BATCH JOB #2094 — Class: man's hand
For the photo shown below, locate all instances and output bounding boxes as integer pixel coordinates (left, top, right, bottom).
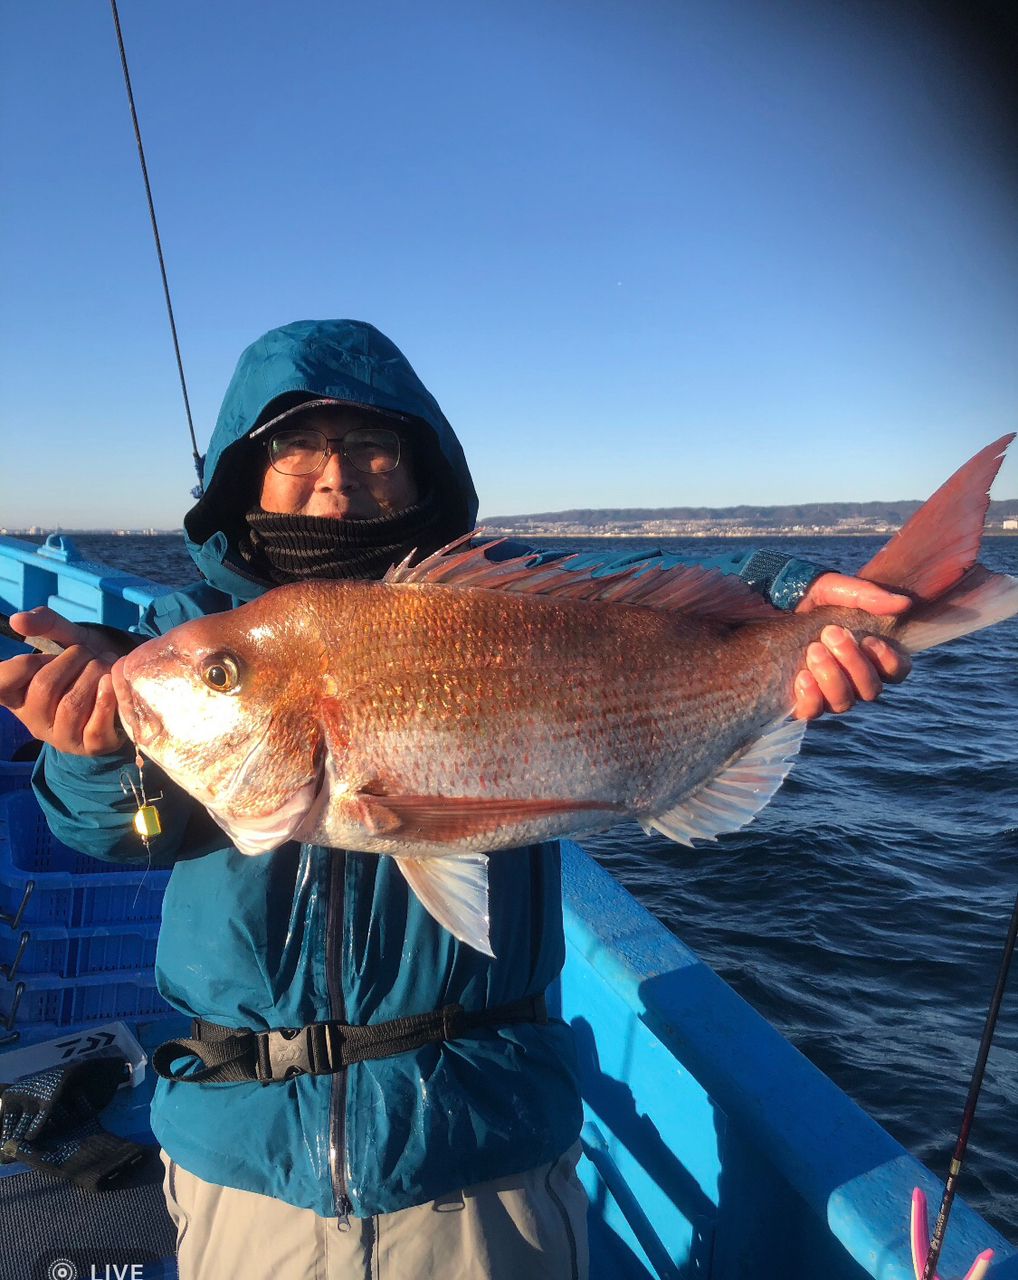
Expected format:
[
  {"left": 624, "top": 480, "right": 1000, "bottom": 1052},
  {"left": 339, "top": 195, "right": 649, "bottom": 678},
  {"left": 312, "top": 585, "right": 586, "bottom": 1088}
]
[
  {"left": 792, "top": 573, "right": 912, "bottom": 720},
  {"left": 0, "top": 608, "right": 125, "bottom": 755}
]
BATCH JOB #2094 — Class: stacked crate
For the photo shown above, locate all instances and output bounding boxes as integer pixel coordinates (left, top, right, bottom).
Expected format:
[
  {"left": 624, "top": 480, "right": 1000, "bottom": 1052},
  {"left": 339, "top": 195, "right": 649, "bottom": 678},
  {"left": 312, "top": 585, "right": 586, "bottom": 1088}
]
[
  {"left": 0, "top": 709, "right": 176, "bottom": 1048},
  {"left": 0, "top": 707, "right": 34, "bottom": 796}
]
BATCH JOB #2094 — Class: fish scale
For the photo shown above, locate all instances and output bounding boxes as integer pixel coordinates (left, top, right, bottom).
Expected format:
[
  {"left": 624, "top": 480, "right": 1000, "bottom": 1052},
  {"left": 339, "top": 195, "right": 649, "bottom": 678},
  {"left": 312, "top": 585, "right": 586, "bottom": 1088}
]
[{"left": 112, "top": 436, "right": 1018, "bottom": 954}]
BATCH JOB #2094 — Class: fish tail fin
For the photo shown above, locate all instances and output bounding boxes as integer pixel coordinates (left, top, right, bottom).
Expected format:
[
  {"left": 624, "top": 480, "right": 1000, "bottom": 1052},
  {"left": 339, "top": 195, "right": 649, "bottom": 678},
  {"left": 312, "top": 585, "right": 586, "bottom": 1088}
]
[
  {"left": 855, "top": 434, "right": 1018, "bottom": 652},
  {"left": 892, "top": 564, "right": 1018, "bottom": 654},
  {"left": 858, "top": 433, "right": 1013, "bottom": 600}
]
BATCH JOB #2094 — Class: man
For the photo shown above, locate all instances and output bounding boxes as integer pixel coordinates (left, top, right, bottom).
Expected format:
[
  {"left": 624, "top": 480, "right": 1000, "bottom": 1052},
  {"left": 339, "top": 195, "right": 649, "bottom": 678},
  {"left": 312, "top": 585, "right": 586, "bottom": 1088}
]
[{"left": 0, "top": 319, "right": 910, "bottom": 1279}]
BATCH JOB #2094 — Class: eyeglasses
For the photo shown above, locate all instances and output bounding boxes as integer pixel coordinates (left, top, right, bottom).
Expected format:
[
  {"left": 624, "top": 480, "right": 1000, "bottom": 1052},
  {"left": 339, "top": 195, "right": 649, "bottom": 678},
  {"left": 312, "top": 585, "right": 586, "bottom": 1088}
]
[{"left": 266, "top": 426, "right": 402, "bottom": 477}]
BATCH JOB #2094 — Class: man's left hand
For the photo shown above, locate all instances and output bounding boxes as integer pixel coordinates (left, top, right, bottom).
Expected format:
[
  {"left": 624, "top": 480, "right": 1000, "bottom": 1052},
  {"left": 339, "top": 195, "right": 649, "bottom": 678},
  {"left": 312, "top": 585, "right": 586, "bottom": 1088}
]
[{"left": 791, "top": 573, "right": 912, "bottom": 719}]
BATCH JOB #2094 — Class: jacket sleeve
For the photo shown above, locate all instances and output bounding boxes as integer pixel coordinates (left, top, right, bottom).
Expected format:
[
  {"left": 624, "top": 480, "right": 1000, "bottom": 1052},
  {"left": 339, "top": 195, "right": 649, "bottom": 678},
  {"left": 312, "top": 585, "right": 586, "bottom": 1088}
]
[
  {"left": 489, "top": 540, "right": 826, "bottom": 611},
  {"left": 31, "top": 586, "right": 231, "bottom": 866}
]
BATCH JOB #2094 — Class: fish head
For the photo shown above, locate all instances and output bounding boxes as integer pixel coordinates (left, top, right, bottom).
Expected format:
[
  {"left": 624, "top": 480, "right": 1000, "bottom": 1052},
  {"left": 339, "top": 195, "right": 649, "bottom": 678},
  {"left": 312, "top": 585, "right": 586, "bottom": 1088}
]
[{"left": 112, "top": 587, "right": 330, "bottom": 855}]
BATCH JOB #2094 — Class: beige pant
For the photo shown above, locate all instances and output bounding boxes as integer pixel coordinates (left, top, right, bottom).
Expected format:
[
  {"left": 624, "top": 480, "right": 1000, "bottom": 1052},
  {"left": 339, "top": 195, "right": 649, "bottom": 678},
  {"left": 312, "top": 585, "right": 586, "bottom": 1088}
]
[{"left": 160, "top": 1144, "right": 589, "bottom": 1280}]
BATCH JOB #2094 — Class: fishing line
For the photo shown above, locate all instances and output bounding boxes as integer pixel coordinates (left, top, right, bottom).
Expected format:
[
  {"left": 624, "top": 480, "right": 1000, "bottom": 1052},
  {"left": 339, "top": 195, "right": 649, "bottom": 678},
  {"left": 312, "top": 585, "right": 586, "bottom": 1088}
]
[
  {"left": 920, "top": 886, "right": 1018, "bottom": 1280},
  {"left": 119, "top": 753, "right": 163, "bottom": 912},
  {"left": 109, "top": 0, "right": 204, "bottom": 494}
]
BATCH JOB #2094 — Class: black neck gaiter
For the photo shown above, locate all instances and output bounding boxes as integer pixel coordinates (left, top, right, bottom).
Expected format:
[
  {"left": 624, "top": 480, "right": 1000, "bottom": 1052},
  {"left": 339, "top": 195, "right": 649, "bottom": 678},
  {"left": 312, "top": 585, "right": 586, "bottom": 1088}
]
[{"left": 241, "top": 491, "right": 455, "bottom": 584}]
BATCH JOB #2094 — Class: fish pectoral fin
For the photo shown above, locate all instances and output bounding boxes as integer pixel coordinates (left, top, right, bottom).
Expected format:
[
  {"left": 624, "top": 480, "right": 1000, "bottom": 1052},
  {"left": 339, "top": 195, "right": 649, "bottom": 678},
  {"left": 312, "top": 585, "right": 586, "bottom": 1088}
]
[
  {"left": 642, "top": 715, "right": 807, "bottom": 846},
  {"left": 396, "top": 853, "right": 495, "bottom": 957},
  {"left": 352, "top": 789, "right": 622, "bottom": 843}
]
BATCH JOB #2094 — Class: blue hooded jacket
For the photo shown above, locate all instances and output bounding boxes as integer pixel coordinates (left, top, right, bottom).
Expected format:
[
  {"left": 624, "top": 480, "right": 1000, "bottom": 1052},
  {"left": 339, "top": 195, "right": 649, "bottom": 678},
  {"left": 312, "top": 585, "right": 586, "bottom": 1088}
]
[{"left": 33, "top": 319, "right": 823, "bottom": 1218}]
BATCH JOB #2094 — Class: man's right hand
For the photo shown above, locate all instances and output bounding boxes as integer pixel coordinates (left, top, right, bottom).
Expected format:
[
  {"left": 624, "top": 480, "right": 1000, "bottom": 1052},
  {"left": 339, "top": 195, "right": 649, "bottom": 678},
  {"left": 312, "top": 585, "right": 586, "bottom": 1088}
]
[{"left": 0, "top": 608, "right": 126, "bottom": 756}]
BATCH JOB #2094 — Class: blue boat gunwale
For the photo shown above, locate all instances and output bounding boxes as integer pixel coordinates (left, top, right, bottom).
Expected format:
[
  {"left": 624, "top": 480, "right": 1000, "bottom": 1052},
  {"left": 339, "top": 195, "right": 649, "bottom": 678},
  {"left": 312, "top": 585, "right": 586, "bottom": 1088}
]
[
  {"left": 0, "top": 532, "right": 170, "bottom": 629},
  {"left": 0, "top": 531, "right": 1015, "bottom": 1279},
  {"left": 559, "top": 838, "right": 1017, "bottom": 1278}
]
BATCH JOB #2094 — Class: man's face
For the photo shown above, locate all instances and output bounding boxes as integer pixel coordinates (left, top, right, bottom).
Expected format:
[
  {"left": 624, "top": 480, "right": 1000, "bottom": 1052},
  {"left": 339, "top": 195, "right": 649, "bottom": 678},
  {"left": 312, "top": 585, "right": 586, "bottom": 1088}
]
[{"left": 259, "top": 407, "right": 420, "bottom": 520}]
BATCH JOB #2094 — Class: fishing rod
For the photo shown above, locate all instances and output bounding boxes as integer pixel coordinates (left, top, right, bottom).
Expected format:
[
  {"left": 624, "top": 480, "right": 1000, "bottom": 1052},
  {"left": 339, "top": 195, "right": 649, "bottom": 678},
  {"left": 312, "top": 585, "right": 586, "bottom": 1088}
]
[
  {"left": 0, "top": 611, "right": 138, "bottom": 657},
  {"left": 912, "top": 886, "right": 1018, "bottom": 1280},
  {"left": 108, "top": 0, "right": 204, "bottom": 495},
  {"left": 0, "top": 613, "right": 61, "bottom": 656}
]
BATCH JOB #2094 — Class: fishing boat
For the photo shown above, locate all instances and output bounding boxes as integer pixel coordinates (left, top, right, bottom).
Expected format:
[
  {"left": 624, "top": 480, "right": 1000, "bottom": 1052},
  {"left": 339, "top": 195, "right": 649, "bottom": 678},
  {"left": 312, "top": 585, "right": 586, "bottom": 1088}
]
[{"left": 1, "top": 531, "right": 1014, "bottom": 1280}]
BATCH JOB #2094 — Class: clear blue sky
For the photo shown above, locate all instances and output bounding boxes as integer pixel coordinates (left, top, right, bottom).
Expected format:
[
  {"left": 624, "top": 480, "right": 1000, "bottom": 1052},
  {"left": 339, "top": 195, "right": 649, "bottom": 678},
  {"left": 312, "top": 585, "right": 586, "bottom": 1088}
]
[{"left": 1, "top": 0, "right": 1016, "bottom": 528}]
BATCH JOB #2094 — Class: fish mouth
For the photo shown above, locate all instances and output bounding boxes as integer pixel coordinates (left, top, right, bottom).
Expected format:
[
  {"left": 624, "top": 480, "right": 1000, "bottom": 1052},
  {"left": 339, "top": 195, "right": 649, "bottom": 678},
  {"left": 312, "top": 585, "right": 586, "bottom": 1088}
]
[{"left": 110, "top": 659, "right": 163, "bottom": 749}]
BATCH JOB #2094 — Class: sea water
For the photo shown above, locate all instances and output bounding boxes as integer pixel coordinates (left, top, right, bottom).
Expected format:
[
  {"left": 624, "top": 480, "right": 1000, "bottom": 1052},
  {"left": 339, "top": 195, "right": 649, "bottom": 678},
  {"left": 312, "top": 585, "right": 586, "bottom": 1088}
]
[{"left": 32, "top": 532, "right": 1018, "bottom": 1242}]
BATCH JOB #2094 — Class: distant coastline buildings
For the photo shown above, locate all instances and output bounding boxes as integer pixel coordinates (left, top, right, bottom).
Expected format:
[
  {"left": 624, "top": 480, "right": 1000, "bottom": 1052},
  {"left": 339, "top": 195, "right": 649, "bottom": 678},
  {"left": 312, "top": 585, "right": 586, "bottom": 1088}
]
[
  {"left": 478, "top": 517, "right": 906, "bottom": 538},
  {"left": 476, "top": 500, "right": 1018, "bottom": 539},
  {"left": 0, "top": 526, "right": 181, "bottom": 538},
  {"left": 3, "top": 508, "right": 1016, "bottom": 540}
]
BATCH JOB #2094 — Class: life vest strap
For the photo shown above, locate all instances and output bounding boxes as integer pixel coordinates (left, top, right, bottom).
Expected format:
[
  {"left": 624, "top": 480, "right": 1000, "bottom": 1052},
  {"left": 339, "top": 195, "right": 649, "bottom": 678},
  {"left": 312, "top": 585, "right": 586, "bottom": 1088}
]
[{"left": 151, "top": 993, "right": 548, "bottom": 1085}]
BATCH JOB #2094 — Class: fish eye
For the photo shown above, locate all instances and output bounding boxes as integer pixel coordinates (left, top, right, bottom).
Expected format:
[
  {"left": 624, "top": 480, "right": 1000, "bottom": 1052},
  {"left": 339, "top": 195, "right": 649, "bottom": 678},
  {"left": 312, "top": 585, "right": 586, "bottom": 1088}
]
[{"left": 200, "top": 653, "right": 242, "bottom": 693}]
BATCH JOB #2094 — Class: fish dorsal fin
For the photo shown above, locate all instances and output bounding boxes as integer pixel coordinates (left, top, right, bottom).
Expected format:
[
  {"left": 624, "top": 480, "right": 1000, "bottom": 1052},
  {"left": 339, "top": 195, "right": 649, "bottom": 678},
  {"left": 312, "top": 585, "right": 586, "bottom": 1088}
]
[
  {"left": 640, "top": 715, "right": 806, "bottom": 846},
  {"left": 385, "top": 534, "right": 778, "bottom": 621},
  {"left": 395, "top": 853, "right": 495, "bottom": 957}
]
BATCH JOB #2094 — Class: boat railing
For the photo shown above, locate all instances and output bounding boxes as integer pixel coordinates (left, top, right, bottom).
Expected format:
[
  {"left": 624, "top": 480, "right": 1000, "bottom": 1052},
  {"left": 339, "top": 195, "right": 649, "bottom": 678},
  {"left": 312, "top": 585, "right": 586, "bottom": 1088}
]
[
  {"left": 0, "top": 534, "right": 167, "bottom": 630},
  {"left": 559, "top": 838, "right": 1018, "bottom": 1279}
]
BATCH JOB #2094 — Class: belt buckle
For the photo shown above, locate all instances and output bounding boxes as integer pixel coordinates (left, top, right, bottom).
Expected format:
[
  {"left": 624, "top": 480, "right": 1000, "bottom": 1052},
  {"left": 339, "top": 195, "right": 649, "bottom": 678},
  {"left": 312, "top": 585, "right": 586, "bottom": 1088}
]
[{"left": 264, "top": 1024, "right": 332, "bottom": 1081}]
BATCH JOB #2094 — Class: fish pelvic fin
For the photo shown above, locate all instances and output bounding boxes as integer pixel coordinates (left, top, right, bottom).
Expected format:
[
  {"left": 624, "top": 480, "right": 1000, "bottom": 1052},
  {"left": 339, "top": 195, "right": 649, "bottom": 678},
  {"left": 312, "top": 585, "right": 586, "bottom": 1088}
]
[
  {"left": 396, "top": 853, "right": 495, "bottom": 957},
  {"left": 385, "top": 532, "right": 778, "bottom": 621},
  {"left": 640, "top": 715, "right": 806, "bottom": 846},
  {"left": 859, "top": 434, "right": 1014, "bottom": 601}
]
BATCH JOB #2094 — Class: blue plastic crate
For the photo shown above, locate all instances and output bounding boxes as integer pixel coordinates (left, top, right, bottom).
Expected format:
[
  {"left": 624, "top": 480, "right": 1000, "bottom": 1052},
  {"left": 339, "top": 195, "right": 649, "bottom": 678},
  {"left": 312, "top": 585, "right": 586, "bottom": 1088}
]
[
  {"left": 0, "top": 923, "right": 159, "bottom": 979},
  {"left": 0, "top": 971, "right": 177, "bottom": 1034},
  {"left": 0, "top": 760, "right": 34, "bottom": 797},
  {"left": 0, "top": 708, "right": 32, "bottom": 760},
  {"left": 0, "top": 708, "right": 35, "bottom": 795},
  {"left": 0, "top": 763, "right": 33, "bottom": 796},
  {"left": 0, "top": 790, "right": 170, "bottom": 929}
]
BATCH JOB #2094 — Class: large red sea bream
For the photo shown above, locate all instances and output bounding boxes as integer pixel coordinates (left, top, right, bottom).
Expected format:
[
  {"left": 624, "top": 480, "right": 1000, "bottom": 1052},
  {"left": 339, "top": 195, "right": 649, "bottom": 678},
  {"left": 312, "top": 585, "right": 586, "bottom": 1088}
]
[{"left": 113, "top": 437, "right": 1018, "bottom": 955}]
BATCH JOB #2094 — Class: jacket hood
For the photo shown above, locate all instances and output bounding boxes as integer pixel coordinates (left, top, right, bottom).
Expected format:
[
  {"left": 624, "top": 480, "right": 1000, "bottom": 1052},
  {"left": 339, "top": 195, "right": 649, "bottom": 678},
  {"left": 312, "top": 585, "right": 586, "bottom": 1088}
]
[{"left": 183, "top": 319, "right": 479, "bottom": 597}]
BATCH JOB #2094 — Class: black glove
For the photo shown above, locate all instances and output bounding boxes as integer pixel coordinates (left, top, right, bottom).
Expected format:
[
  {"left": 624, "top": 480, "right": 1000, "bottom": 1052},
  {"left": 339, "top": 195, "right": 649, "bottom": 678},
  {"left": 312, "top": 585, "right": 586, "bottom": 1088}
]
[{"left": 0, "top": 1054, "right": 147, "bottom": 1191}]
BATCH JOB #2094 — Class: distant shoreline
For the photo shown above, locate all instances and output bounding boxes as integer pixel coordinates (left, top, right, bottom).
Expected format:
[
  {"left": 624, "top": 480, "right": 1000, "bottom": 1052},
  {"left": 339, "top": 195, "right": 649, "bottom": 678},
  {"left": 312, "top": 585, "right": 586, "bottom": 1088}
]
[
  {"left": 4, "top": 527, "right": 1018, "bottom": 540},
  {"left": 478, "top": 529, "right": 1018, "bottom": 539}
]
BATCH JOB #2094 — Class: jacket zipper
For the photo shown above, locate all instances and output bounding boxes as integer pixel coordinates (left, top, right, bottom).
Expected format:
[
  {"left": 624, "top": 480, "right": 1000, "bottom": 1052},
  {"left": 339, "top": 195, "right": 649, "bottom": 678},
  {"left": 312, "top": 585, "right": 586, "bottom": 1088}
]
[{"left": 325, "top": 847, "right": 353, "bottom": 1225}]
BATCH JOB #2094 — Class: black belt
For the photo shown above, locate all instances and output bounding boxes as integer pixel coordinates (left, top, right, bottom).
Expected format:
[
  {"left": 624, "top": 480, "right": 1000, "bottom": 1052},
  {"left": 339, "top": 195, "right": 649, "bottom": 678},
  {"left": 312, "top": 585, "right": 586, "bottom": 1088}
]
[{"left": 151, "top": 993, "right": 548, "bottom": 1085}]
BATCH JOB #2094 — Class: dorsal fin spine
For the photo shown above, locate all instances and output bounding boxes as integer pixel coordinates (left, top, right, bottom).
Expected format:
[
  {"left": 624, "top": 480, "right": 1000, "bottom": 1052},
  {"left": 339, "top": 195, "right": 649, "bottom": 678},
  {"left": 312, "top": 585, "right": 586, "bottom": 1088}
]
[{"left": 384, "top": 534, "right": 779, "bottom": 622}]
